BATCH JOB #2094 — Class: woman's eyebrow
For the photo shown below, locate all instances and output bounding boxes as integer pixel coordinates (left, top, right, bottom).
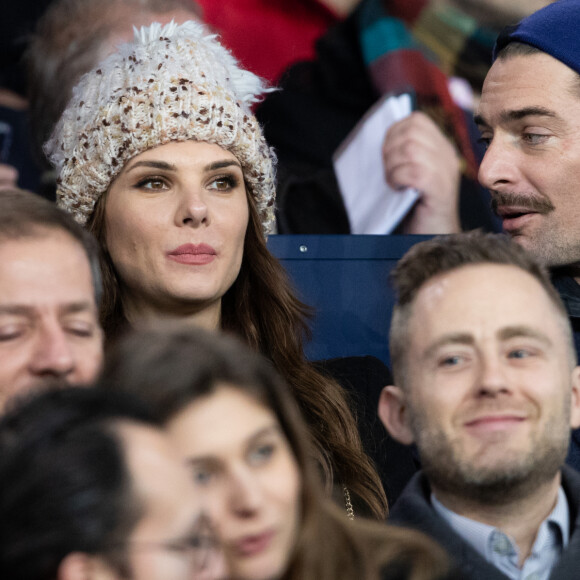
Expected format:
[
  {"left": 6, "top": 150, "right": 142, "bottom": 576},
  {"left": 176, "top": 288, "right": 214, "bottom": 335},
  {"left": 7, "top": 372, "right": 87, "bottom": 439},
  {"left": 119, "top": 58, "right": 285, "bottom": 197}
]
[
  {"left": 204, "top": 160, "right": 242, "bottom": 171},
  {"left": 246, "top": 424, "right": 281, "bottom": 445},
  {"left": 184, "top": 425, "right": 281, "bottom": 465},
  {"left": 124, "top": 159, "right": 242, "bottom": 174},
  {"left": 125, "top": 160, "right": 177, "bottom": 173}
]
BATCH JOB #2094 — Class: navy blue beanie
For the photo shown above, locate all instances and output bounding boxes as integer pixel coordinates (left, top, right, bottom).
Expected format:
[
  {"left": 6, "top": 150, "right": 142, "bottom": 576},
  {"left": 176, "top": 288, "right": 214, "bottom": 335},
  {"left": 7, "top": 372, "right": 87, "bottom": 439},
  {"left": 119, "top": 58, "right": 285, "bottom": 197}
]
[{"left": 493, "top": 0, "right": 580, "bottom": 76}]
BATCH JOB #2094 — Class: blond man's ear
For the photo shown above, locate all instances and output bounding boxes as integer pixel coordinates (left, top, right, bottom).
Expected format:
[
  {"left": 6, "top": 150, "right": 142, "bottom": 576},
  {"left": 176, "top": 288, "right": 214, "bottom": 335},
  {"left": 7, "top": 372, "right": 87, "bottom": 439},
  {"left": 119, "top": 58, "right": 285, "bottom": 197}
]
[{"left": 378, "top": 385, "right": 415, "bottom": 445}]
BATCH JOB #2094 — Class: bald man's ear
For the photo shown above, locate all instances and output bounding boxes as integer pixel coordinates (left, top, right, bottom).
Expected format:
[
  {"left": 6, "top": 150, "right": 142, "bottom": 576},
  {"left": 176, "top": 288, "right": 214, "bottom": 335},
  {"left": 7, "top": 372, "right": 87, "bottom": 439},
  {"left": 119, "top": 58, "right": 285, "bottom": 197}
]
[
  {"left": 58, "top": 552, "right": 117, "bottom": 580},
  {"left": 378, "top": 385, "right": 415, "bottom": 445}
]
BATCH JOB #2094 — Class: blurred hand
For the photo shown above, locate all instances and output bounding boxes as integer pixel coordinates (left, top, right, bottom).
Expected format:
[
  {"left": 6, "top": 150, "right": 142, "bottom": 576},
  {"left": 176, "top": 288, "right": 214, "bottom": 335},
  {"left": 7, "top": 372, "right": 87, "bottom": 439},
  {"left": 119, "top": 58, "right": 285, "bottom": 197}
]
[
  {"left": 0, "top": 163, "right": 18, "bottom": 190},
  {"left": 382, "top": 111, "right": 461, "bottom": 234}
]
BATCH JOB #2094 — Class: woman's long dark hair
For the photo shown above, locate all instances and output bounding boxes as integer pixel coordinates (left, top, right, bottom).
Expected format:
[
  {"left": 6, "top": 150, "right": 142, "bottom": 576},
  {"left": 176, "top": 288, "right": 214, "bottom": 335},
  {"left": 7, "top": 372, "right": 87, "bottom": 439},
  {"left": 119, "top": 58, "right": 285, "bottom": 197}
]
[
  {"left": 99, "top": 326, "right": 452, "bottom": 580},
  {"left": 88, "top": 180, "right": 387, "bottom": 518}
]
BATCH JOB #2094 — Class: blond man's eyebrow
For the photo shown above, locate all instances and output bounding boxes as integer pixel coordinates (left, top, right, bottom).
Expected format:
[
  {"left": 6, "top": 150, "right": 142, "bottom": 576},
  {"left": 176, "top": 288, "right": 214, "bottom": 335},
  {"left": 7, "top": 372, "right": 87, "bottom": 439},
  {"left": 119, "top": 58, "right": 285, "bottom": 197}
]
[
  {"left": 423, "top": 333, "right": 474, "bottom": 360},
  {"left": 498, "top": 325, "right": 553, "bottom": 347}
]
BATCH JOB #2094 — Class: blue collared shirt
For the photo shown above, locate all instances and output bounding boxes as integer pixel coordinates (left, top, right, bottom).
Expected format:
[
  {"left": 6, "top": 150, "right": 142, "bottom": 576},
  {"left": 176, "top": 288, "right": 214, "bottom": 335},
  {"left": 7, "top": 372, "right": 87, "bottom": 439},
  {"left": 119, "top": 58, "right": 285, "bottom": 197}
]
[{"left": 431, "top": 487, "right": 569, "bottom": 580}]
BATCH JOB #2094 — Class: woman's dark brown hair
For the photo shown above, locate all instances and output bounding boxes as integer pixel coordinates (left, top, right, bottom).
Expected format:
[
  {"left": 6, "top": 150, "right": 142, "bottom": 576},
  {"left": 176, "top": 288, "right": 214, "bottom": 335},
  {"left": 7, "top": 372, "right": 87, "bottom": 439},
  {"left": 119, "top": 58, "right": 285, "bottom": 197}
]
[
  {"left": 99, "top": 325, "right": 453, "bottom": 580},
  {"left": 88, "top": 185, "right": 387, "bottom": 517}
]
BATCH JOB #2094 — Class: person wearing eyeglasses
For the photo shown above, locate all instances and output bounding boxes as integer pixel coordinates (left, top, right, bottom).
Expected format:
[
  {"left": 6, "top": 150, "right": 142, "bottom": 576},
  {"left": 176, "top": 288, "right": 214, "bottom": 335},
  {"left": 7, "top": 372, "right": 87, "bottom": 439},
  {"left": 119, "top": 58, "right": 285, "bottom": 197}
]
[{"left": 0, "top": 386, "right": 226, "bottom": 580}]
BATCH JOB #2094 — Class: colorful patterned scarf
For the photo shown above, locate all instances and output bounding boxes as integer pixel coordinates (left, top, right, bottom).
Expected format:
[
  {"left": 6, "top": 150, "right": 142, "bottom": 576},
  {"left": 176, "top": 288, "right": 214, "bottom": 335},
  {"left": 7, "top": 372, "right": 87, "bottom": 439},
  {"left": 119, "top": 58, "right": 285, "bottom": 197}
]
[{"left": 357, "top": 0, "right": 499, "bottom": 178}]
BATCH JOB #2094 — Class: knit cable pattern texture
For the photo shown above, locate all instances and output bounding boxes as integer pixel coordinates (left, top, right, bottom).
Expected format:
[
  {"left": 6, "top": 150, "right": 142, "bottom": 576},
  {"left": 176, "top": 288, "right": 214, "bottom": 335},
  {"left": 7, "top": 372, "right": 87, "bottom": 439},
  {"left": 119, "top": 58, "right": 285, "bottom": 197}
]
[{"left": 45, "top": 20, "right": 277, "bottom": 236}]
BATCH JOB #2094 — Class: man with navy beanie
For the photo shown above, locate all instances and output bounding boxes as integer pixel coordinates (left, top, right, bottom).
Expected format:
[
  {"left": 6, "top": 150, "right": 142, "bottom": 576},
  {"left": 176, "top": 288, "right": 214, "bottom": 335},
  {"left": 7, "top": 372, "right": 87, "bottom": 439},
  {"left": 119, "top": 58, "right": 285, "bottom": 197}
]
[{"left": 475, "top": 0, "right": 580, "bottom": 473}]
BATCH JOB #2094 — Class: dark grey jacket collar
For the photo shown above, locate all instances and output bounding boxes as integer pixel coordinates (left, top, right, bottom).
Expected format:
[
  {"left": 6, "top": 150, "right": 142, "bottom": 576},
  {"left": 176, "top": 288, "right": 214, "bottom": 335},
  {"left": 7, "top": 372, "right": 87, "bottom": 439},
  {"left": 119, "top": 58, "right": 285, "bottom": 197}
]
[{"left": 388, "top": 466, "right": 580, "bottom": 580}]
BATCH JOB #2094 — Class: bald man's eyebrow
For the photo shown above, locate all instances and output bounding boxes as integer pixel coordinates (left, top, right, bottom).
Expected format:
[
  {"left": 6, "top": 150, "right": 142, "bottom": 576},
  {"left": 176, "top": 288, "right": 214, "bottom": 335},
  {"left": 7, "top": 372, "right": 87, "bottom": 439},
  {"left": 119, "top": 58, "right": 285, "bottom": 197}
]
[
  {"left": 0, "top": 301, "right": 95, "bottom": 317},
  {"left": 59, "top": 301, "right": 96, "bottom": 316},
  {"left": 0, "top": 305, "right": 34, "bottom": 317}
]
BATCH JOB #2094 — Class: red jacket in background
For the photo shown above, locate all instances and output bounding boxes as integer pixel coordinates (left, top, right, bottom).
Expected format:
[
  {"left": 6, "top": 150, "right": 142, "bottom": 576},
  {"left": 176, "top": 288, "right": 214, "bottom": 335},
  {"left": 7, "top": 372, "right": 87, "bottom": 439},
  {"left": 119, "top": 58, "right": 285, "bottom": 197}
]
[{"left": 195, "top": 0, "right": 340, "bottom": 83}]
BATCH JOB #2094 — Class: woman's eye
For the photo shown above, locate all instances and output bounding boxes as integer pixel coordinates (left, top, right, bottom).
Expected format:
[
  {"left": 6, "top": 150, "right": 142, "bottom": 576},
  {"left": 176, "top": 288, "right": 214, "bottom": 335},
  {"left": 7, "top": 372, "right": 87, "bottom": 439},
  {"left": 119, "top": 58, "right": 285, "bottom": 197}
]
[
  {"left": 207, "top": 175, "right": 237, "bottom": 191},
  {"left": 248, "top": 443, "right": 275, "bottom": 465},
  {"left": 135, "top": 177, "right": 168, "bottom": 191},
  {"left": 191, "top": 467, "right": 214, "bottom": 486}
]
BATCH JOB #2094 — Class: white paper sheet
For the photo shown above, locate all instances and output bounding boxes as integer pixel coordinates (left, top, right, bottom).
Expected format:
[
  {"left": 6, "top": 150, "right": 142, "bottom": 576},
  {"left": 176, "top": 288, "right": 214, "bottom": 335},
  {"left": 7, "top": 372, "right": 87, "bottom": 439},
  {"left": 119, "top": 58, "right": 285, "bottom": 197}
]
[{"left": 333, "top": 93, "right": 419, "bottom": 234}]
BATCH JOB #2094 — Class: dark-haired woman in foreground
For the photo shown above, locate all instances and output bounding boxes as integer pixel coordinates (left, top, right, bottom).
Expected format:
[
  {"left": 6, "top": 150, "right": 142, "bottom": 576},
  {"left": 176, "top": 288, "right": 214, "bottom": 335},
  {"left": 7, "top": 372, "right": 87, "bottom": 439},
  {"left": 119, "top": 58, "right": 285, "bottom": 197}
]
[{"left": 99, "top": 325, "right": 460, "bottom": 580}]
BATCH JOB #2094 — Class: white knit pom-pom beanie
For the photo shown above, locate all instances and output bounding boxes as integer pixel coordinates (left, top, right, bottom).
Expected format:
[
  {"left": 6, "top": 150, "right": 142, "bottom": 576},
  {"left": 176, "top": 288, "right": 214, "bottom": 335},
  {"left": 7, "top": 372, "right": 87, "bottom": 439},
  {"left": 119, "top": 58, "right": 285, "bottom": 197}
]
[{"left": 45, "top": 20, "right": 277, "bottom": 235}]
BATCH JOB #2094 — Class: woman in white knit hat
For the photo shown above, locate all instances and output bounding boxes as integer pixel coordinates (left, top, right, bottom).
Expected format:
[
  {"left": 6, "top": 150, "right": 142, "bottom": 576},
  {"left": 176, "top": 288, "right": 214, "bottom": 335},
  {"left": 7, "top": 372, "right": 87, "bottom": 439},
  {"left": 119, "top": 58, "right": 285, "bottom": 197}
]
[{"left": 45, "top": 20, "right": 388, "bottom": 520}]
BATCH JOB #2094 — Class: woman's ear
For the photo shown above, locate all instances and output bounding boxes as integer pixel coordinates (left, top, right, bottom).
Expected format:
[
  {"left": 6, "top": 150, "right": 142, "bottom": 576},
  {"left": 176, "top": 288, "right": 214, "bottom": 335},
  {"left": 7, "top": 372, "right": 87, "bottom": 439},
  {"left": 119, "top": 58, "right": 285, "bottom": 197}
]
[
  {"left": 58, "top": 552, "right": 119, "bottom": 580},
  {"left": 378, "top": 385, "right": 415, "bottom": 445}
]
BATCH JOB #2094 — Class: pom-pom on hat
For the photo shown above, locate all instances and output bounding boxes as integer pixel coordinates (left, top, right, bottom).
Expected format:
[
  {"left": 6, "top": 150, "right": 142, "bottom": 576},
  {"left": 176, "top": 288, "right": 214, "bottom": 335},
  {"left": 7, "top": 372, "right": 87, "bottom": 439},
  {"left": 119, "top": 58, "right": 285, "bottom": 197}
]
[
  {"left": 45, "top": 20, "right": 277, "bottom": 236},
  {"left": 493, "top": 0, "right": 580, "bottom": 78}
]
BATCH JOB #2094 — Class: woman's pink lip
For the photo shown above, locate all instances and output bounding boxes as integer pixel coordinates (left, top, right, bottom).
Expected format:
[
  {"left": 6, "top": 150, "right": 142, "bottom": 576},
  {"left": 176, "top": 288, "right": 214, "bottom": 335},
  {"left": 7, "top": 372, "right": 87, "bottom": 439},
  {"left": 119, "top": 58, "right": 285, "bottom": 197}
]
[
  {"left": 168, "top": 243, "right": 216, "bottom": 256},
  {"left": 167, "top": 243, "right": 216, "bottom": 265},
  {"left": 232, "top": 529, "right": 275, "bottom": 558}
]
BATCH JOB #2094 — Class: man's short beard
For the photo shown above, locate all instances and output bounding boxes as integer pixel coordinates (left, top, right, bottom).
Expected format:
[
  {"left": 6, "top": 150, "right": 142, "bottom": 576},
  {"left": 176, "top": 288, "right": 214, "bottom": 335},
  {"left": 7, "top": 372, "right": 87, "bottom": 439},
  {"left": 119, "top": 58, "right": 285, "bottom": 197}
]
[
  {"left": 410, "top": 409, "right": 569, "bottom": 506},
  {"left": 489, "top": 190, "right": 580, "bottom": 267}
]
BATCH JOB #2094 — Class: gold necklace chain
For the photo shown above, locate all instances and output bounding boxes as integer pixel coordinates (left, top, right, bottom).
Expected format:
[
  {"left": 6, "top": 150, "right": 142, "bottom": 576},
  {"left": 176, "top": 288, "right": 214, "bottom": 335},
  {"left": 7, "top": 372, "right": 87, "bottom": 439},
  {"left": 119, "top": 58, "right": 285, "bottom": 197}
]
[{"left": 343, "top": 485, "right": 355, "bottom": 520}]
